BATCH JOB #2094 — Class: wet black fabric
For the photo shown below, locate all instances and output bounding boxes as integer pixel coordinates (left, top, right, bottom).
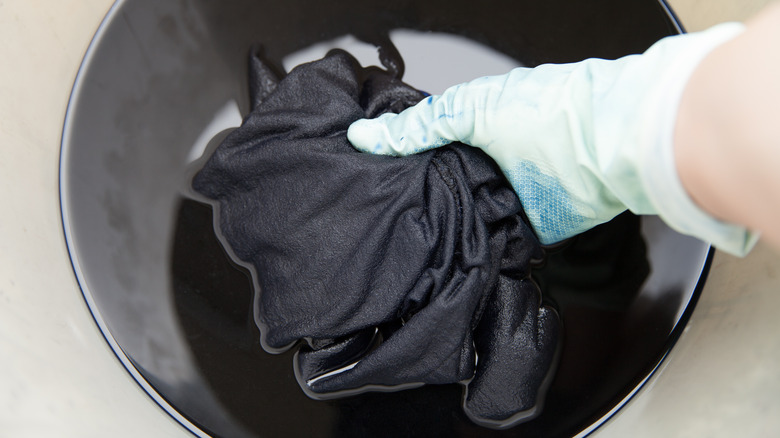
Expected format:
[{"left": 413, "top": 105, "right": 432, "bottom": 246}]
[{"left": 192, "top": 49, "right": 561, "bottom": 427}]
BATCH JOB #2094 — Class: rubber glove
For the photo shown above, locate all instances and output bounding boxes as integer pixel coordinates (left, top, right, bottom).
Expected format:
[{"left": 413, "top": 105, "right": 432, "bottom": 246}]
[{"left": 348, "top": 23, "right": 758, "bottom": 256}]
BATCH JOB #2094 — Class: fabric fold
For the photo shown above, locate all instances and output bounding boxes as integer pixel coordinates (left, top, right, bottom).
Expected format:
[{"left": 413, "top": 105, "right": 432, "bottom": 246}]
[{"left": 193, "top": 48, "right": 560, "bottom": 428}]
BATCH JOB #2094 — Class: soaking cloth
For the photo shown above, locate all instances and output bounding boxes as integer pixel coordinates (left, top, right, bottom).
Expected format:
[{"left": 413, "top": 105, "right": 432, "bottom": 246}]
[{"left": 192, "top": 48, "right": 561, "bottom": 427}]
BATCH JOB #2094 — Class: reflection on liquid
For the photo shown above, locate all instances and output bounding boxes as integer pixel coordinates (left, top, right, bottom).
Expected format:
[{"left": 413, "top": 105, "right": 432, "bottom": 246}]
[
  {"left": 61, "top": 0, "right": 704, "bottom": 436},
  {"left": 281, "top": 30, "right": 522, "bottom": 96},
  {"left": 171, "top": 197, "right": 694, "bottom": 437}
]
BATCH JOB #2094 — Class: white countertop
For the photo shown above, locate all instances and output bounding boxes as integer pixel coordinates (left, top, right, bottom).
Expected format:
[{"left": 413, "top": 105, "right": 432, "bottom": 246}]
[{"left": 1, "top": 1, "right": 778, "bottom": 436}]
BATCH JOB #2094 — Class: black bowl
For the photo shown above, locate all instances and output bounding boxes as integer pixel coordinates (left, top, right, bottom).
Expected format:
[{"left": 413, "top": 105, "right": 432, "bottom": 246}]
[{"left": 60, "top": 1, "right": 710, "bottom": 437}]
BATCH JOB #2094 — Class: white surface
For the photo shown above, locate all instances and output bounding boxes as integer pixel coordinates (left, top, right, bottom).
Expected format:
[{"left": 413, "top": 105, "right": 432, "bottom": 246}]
[
  {"left": 1, "top": 1, "right": 779, "bottom": 437},
  {"left": 0, "top": 1, "right": 184, "bottom": 436}
]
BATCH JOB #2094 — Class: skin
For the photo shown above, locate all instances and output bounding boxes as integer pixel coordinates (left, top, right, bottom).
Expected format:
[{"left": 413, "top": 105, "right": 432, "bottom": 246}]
[{"left": 675, "top": 1, "right": 780, "bottom": 249}]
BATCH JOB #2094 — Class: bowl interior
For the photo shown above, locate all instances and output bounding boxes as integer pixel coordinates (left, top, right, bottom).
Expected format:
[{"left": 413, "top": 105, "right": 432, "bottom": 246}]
[{"left": 61, "top": 1, "right": 709, "bottom": 437}]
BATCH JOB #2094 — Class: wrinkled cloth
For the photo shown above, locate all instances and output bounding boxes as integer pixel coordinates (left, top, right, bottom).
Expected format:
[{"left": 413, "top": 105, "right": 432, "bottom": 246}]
[{"left": 192, "top": 48, "right": 561, "bottom": 427}]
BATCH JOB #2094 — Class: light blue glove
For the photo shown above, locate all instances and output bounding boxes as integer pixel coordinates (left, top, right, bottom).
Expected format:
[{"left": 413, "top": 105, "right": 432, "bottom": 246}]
[{"left": 348, "top": 23, "right": 757, "bottom": 256}]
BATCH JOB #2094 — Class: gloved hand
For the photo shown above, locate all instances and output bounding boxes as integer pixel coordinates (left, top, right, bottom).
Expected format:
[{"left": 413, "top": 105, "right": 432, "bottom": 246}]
[{"left": 348, "top": 22, "right": 757, "bottom": 256}]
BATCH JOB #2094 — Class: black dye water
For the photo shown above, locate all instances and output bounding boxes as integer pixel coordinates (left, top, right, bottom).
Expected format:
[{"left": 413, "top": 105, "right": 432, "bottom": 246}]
[
  {"left": 60, "top": 0, "right": 703, "bottom": 436},
  {"left": 171, "top": 195, "right": 673, "bottom": 437}
]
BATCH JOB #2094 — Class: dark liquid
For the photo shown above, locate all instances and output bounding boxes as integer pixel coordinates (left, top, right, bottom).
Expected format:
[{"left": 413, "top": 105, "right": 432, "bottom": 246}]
[
  {"left": 171, "top": 197, "right": 684, "bottom": 437},
  {"left": 60, "top": 0, "right": 699, "bottom": 436}
]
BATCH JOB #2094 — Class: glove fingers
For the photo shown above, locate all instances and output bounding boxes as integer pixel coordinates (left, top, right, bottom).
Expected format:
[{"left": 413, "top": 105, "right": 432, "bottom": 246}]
[{"left": 348, "top": 79, "right": 486, "bottom": 156}]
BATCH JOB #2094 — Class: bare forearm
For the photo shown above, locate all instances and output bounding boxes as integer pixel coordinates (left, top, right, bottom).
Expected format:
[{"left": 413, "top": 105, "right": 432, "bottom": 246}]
[{"left": 675, "top": 1, "right": 780, "bottom": 248}]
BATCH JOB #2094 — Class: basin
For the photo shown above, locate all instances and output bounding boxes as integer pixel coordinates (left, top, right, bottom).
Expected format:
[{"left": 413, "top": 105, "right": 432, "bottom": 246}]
[{"left": 60, "top": 0, "right": 710, "bottom": 436}]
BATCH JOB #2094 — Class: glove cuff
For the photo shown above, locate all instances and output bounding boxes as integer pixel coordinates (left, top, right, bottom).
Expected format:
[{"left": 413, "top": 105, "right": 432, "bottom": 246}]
[{"left": 638, "top": 22, "right": 758, "bottom": 256}]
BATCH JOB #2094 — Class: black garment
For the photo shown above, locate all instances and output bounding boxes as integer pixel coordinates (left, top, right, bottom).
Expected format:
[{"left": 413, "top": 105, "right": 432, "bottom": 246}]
[{"left": 192, "top": 49, "right": 561, "bottom": 428}]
